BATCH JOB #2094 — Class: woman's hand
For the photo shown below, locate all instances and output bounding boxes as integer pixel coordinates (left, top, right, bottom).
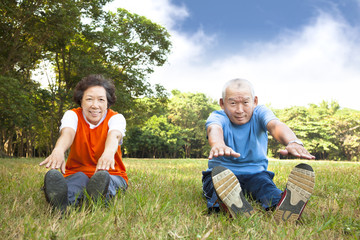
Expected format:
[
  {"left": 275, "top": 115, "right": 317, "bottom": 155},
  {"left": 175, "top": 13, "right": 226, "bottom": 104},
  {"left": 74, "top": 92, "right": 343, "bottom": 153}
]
[
  {"left": 39, "top": 149, "right": 66, "bottom": 174},
  {"left": 95, "top": 129, "right": 122, "bottom": 173},
  {"left": 95, "top": 152, "right": 115, "bottom": 172},
  {"left": 39, "top": 127, "right": 75, "bottom": 174}
]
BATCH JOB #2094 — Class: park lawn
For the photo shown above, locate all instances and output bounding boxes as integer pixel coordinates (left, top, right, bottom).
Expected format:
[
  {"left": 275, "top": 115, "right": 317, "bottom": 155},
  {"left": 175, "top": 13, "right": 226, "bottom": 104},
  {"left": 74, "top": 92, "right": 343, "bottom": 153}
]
[{"left": 0, "top": 158, "right": 359, "bottom": 239}]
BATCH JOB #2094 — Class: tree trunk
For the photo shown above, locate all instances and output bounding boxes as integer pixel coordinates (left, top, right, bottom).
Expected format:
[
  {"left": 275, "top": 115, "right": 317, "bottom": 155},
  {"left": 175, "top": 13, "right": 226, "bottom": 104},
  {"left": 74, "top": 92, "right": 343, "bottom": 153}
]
[{"left": 18, "top": 130, "right": 24, "bottom": 157}]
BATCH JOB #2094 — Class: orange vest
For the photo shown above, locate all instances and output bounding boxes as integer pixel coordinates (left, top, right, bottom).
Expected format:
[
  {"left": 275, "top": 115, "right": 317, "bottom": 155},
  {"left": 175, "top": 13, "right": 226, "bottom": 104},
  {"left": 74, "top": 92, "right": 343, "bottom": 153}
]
[{"left": 64, "top": 108, "right": 128, "bottom": 183}]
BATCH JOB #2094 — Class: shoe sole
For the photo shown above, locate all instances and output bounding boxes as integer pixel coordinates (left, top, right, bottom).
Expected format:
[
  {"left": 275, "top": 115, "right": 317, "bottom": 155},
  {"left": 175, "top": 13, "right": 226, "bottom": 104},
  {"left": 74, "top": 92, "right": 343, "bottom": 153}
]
[
  {"left": 274, "top": 163, "right": 315, "bottom": 222},
  {"left": 44, "top": 170, "right": 68, "bottom": 211},
  {"left": 211, "top": 166, "right": 254, "bottom": 218},
  {"left": 86, "top": 171, "right": 110, "bottom": 200}
]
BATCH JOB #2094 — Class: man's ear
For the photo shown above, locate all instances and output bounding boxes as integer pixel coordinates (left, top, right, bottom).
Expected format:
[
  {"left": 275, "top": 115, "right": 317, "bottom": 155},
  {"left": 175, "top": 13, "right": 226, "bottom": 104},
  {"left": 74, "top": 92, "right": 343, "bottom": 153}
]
[
  {"left": 219, "top": 98, "right": 225, "bottom": 109},
  {"left": 254, "top": 96, "right": 258, "bottom": 106}
]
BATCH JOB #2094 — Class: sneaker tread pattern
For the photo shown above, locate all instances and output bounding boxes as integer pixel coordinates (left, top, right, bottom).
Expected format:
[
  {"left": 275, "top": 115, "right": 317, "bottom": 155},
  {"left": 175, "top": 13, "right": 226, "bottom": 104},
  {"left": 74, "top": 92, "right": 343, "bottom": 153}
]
[{"left": 212, "top": 166, "right": 254, "bottom": 218}]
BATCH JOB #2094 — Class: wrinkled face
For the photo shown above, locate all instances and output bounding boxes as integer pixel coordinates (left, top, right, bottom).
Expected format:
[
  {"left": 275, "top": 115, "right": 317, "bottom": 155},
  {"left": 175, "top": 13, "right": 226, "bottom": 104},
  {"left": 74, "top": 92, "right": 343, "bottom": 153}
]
[
  {"left": 220, "top": 87, "right": 258, "bottom": 125},
  {"left": 81, "top": 86, "right": 108, "bottom": 125}
]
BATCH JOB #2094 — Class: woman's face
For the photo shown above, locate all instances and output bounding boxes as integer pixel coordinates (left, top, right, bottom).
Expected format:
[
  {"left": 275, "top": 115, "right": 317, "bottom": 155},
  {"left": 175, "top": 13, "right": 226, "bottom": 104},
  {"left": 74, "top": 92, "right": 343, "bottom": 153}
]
[{"left": 81, "top": 86, "right": 108, "bottom": 125}]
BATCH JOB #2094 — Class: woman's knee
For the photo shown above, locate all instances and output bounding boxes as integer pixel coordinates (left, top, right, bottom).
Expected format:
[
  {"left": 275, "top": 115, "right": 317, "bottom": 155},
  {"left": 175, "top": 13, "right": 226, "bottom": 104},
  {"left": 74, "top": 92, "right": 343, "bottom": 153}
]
[{"left": 108, "top": 175, "right": 127, "bottom": 197}]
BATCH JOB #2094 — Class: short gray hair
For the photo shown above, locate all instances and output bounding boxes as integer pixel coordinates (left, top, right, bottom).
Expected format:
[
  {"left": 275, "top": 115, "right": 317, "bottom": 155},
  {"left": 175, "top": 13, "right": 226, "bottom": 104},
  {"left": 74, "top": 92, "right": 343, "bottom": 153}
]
[{"left": 222, "top": 78, "right": 255, "bottom": 99}]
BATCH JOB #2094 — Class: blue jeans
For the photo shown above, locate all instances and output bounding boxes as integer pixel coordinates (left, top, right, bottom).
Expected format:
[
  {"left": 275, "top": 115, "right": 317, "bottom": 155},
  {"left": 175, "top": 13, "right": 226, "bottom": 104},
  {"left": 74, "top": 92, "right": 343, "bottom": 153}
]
[
  {"left": 65, "top": 172, "right": 127, "bottom": 205},
  {"left": 202, "top": 169, "right": 282, "bottom": 209}
]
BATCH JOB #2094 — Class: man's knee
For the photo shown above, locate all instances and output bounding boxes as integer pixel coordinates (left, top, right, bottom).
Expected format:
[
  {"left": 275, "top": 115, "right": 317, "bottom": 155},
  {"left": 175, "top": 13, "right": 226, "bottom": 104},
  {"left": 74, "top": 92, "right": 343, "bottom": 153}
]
[{"left": 202, "top": 170, "right": 214, "bottom": 199}]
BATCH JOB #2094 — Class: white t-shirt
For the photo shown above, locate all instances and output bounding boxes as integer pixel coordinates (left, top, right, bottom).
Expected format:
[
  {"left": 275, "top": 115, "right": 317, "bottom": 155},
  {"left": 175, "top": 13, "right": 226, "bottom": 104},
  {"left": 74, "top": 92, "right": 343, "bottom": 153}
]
[{"left": 59, "top": 110, "right": 126, "bottom": 145}]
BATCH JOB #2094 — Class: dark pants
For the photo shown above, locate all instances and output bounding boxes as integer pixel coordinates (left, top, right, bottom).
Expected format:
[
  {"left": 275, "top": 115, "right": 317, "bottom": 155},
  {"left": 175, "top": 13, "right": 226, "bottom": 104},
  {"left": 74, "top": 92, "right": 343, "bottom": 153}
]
[
  {"left": 65, "top": 172, "right": 127, "bottom": 205},
  {"left": 202, "top": 169, "right": 282, "bottom": 209}
]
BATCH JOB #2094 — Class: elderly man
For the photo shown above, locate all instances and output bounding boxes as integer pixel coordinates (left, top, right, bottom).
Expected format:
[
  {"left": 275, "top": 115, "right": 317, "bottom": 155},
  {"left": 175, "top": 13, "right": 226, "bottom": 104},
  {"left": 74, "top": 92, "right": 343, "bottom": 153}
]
[{"left": 202, "top": 78, "right": 315, "bottom": 222}]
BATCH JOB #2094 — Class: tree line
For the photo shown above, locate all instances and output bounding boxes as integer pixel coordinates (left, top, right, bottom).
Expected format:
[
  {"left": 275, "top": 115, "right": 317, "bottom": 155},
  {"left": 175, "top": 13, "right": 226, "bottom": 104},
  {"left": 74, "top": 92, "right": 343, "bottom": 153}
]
[
  {"left": 1, "top": 0, "right": 359, "bottom": 160},
  {"left": 269, "top": 101, "right": 360, "bottom": 161},
  {"left": 123, "top": 97, "right": 360, "bottom": 160}
]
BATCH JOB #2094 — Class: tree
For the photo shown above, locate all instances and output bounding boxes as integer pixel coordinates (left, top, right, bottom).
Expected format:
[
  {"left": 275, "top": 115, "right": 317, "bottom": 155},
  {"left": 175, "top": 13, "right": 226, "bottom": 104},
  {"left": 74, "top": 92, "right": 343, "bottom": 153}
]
[
  {"left": 124, "top": 84, "right": 170, "bottom": 129},
  {"left": 167, "top": 90, "right": 219, "bottom": 158},
  {"left": 268, "top": 101, "right": 359, "bottom": 161},
  {"left": 41, "top": 6, "right": 172, "bottom": 140},
  {"left": 0, "top": 0, "right": 172, "bottom": 157},
  {"left": 0, "top": 0, "right": 46, "bottom": 76},
  {"left": 0, "top": 0, "right": 112, "bottom": 77},
  {"left": 123, "top": 90, "right": 219, "bottom": 158},
  {"left": 0, "top": 76, "right": 37, "bottom": 156},
  {"left": 124, "top": 115, "right": 185, "bottom": 158},
  {"left": 331, "top": 109, "right": 360, "bottom": 161}
]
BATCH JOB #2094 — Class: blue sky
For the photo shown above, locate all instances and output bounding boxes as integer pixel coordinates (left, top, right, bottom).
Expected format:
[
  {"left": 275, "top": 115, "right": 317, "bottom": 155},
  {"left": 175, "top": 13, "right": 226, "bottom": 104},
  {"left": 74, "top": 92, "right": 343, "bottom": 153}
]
[
  {"left": 105, "top": 0, "right": 360, "bottom": 110},
  {"left": 173, "top": 0, "right": 360, "bottom": 51}
]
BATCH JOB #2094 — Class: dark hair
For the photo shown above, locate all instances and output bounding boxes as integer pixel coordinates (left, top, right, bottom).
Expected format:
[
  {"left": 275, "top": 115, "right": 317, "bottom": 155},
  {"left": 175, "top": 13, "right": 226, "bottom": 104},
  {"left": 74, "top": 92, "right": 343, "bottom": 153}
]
[{"left": 73, "top": 74, "right": 116, "bottom": 108}]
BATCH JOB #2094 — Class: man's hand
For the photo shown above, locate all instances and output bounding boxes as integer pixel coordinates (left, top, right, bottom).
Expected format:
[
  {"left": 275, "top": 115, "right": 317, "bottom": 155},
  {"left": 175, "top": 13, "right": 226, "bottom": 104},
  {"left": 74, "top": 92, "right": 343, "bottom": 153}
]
[
  {"left": 267, "top": 120, "right": 315, "bottom": 160},
  {"left": 208, "top": 143, "right": 241, "bottom": 159},
  {"left": 95, "top": 152, "right": 115, "bottom": 172},
  {"left": 279, "top": 142, "right": 315, "bottom": 160},
  {"left": 207, "top": 124, "right": 240, "bottom": 159},
  {"left": 39, "top": 149, "right": 66, "bottom": 174}
]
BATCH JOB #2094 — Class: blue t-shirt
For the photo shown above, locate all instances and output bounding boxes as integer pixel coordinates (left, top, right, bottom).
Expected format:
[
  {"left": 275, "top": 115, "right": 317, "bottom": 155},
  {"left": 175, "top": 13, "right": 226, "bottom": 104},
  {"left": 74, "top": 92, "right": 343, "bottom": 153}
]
[{"left": 205, "top": 105, "right": 278, "bottom": 175}]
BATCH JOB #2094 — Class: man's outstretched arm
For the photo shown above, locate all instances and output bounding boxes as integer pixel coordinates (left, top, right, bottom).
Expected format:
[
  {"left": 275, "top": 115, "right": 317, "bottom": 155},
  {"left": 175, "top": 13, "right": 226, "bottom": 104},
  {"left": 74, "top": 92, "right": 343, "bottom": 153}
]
[
  {"left": 267, "top": 119, "right": 315, "bottom": 160},
  {"left": 207, "top": 124, "right": 241, "bottom": 159}
]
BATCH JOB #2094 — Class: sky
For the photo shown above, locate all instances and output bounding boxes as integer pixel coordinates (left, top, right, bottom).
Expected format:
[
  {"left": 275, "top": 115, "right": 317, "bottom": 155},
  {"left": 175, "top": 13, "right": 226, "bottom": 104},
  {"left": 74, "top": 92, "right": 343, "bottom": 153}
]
[{"left": 104, "top": 0, "right": 360, "bottom": 110}]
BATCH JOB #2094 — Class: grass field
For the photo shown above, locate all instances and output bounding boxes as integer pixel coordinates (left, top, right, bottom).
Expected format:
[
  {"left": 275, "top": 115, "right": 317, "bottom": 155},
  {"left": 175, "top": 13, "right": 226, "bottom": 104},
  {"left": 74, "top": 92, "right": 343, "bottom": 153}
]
[{"left": 0, "top": 158, "right": 359, "bottom": 239}]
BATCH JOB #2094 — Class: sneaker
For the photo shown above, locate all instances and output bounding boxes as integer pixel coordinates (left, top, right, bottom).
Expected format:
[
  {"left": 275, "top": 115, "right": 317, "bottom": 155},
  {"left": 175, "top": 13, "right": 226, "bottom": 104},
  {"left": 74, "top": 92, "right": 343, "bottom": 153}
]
[
  {"left": 44, "top": 169, "right": 68, "bottom": 211},
  {"left": 86, "top": 171, "right": 110, "bottom": 200},
  {"left": 274, "top": 163, "right": 315, "bottom": 222},
  {"left": 211, "top": 166, "right": 254, "bottom": 218}
]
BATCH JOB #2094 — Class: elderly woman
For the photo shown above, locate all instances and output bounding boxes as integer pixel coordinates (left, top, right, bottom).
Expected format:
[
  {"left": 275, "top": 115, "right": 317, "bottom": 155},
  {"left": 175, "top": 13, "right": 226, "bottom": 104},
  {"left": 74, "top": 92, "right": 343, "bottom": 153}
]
[{"left": 40, "top": 74, "right": 127, "bottom": 211}]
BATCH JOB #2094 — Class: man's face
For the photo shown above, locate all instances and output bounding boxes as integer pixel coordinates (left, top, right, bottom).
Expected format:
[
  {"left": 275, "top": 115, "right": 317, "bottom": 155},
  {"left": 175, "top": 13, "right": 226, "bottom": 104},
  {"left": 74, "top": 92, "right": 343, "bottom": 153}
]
[{"left": 220, "top": 87, "right": 258, "bottom": 125}]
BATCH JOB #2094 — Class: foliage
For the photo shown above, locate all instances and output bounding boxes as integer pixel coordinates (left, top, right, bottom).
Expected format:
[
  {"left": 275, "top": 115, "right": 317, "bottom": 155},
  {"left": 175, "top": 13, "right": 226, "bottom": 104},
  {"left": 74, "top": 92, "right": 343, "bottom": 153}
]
[
  {"left": 123, "top": 91, "right": 219, "bottom": 158},
  {"left": 0, "top": 0, "right": 112, "bottom": 77},
  {"left": 0, "top": 0, "right": 46, "bottom": 76},
  {"left": 0, "top": 75, "right": 61, "bottom": 157},
  {"left": 124, "top": 116, "right": 185, "bottom": 158},
  {"left": 331, "top": 109, "right": 360, "bottom": 161},
  {"left": 0, "top": 0, "right": 171, "bottom": 157},
  {"left": 1, "top": 158, "right": 360, "bottom": 239},
  {"left": 269, "top": 101, "right": 360, "bottom": 161},
  {"left": 167, "top": 90, "right": 219, "bottom": 158},
  {"left": 125, "top": 84, "right": 170, "bottom": 128},
  {"left": 0, "top": 76, "right": 35, "bottom": 156}
]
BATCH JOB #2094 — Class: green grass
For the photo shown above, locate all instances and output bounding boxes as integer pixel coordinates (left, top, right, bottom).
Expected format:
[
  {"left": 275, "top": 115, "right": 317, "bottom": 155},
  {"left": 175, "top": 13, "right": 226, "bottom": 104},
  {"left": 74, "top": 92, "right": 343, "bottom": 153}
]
[{"left": 1, "top": 158, "right": 359, "bottom": 239}]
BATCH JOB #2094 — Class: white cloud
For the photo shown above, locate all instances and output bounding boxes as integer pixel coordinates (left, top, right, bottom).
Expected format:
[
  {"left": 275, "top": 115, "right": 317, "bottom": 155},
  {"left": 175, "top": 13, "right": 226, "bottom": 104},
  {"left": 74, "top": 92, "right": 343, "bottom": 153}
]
[
  {"left": 104, "top": 0, "right": 217, "bottom": 65},
  {"left": 106, "top": 1, "right": 360, "bottom": 110},
  {"left": 208, "top": 12, "right": 360, "bottom": 109},
  {"left": 104, "top": 0, "right": 188, "bottom": 29}
]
